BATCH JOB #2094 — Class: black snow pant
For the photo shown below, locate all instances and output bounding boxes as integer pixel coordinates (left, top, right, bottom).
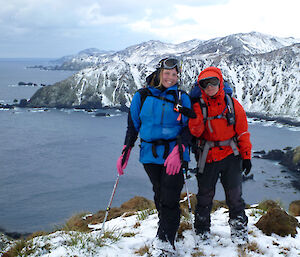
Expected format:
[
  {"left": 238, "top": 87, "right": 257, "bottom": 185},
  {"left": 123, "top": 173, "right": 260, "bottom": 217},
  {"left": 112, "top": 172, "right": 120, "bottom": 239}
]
[
  {"left": 194, "top": 154, "right": 248, "bottom": 234},
  {"left": 143, "top": 163, "right": 184, "bottom": 245}
]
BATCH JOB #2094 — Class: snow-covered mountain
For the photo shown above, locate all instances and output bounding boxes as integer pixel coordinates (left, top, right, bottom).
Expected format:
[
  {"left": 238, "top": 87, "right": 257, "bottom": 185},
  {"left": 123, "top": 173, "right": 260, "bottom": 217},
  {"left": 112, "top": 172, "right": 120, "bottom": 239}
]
[
  {"left": 28, "top": 32, "right": 300, "bottom": 121},
  {"left": 49, "top": 48, "right": 115, "bottom": 70}
]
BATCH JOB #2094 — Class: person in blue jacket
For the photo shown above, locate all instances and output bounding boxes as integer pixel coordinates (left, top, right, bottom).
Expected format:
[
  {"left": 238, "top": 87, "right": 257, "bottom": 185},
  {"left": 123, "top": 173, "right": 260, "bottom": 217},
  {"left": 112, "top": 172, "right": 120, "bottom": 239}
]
[{"left": 116, "top": 57, "right": 194, "bottom": 252}]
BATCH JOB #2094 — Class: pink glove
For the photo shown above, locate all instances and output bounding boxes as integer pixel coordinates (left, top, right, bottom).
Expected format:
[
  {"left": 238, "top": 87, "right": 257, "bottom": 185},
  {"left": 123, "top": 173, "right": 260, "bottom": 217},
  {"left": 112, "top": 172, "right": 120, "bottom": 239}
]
[
  {"left": 116, "top": 145, "right": 132, "bottom": 175},
  {"left": 164, "top": 145, "right": 185, "bottom": 175}
]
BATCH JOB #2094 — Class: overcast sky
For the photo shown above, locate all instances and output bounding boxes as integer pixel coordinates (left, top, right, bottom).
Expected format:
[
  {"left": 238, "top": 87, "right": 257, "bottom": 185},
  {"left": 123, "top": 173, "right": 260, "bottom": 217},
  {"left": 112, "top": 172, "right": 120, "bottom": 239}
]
[{"left": 1, "top": 0, "right": 300, "bottom": 58}]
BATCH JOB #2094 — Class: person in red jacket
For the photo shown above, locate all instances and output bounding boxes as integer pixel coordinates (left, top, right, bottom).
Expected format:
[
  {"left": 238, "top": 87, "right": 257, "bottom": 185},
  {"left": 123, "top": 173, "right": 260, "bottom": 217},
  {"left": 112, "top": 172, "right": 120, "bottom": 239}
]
[{"left": 189, "top": 66, "right": 252, "bottom": 244}]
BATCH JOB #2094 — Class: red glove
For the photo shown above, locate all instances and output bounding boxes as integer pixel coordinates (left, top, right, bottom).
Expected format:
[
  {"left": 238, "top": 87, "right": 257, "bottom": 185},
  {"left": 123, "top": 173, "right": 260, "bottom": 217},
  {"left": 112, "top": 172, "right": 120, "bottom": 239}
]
[
  {"left": 164, "top": 145, "right": 185, "bottom": 175},
  {"left": 116, "top": 145, "right": 132, "bottom": 175}
]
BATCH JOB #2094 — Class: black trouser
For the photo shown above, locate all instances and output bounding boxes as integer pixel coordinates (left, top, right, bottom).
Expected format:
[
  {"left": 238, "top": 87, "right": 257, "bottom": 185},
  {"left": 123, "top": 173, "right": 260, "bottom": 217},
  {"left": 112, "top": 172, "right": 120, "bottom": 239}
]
[
  {"left": 143, "top": 163, "right": 184, "bottom": 245},
  {"left": 195, "top": 154, "right": 248, "bottom": 234}
]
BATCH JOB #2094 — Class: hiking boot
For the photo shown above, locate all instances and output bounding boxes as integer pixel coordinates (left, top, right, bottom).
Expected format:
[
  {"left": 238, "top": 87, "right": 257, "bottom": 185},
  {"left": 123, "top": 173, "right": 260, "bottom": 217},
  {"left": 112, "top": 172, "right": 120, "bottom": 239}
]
[
  {"left": 229, "top": 217, "right": 249, "bottom": 245},
  {"left": 231, "top": 227, "right": 249, "bottom": 245},
  {"left": 151, "top": 237, "right": 176, "bottom": 256},
  {"left": 195, "top": 231, "right": 211, "bottom": 245}
]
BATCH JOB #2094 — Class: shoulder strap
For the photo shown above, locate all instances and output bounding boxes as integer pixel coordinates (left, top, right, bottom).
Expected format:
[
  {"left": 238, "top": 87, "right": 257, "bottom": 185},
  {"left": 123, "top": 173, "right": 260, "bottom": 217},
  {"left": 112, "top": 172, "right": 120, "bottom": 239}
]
[
  {"left": 198, "top": 94, "right": 235, "bottom": 125},
  {"left": 138, "top": 87, "right": 152, "bottom": 109},
  {"left": 199, "top": 97, "right": 208, "bottom": 121},
  {"left": 225, "top": 94, "right": 235, "bottom": 125}
]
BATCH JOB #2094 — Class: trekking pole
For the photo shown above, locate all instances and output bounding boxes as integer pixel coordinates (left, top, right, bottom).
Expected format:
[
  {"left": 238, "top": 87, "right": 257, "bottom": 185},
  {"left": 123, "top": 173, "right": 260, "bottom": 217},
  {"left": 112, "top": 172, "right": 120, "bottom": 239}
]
[
  {"left": 183, "top": 168, "right": 197, "bottom": 244},
  {"left": 99, "top": 174, "right": 120, "bottom": 238}
]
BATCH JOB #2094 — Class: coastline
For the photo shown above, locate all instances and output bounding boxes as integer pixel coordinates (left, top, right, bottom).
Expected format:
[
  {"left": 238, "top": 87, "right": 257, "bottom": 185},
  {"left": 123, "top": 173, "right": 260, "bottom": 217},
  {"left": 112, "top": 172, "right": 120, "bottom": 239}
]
[
  {"left": 1, "top": 103, "right": 300, "bottom": 128},
  {"left": 246, "top": 111, "right": 300, "bottom": 127}
]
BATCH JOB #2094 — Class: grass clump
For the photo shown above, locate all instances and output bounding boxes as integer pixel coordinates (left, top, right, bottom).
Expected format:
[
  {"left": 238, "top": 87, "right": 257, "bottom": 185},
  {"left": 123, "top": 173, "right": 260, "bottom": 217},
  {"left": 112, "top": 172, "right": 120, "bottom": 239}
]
[
  {"left": 136, "top": 209, "right": 156, "bottom": 221},
  {"left": 292, "top": 146, "right": 300, "bottom": 164},
  {"left": 177, "top": 221, "right": 192, "bottom": 239},
  {"left": 134, "top": 244, "right": 150, "bottom": 256},
  {"left": 122, "top": 232, "right": 136, "bottom": 237},
  {"left": 245, "top": 241, "right": 264, "bottom": 255},
  {"left": 100, "top": 227, "right": 122, "bottom": 243},
  {"left": 3, "top": 238, "right": 39, "bottom": 257},
  {"left": 61, "top": 212, "right": 91, "bottom": 232},
  {"left": 133, "top": 222, "right": 141, "bottom": 228},
  {"left": 191, "top": 248, "right": 205, "bottom": 256},
  {"left": 257, "top": 200, "right": 283, "bottom": 212}
]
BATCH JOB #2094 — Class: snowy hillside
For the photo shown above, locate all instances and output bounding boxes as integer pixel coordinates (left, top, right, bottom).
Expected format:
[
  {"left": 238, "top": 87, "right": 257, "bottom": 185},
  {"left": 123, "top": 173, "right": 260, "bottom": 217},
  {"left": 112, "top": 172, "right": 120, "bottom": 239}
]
[
  {"left": 2, "top": 202, "right": 300, "bottom": 257},
  {"left": 28, "top": 32, "right": 300, "bottom": 121},
  {"left": 49, "top": 48, "right": 115, "bottom": 70}
]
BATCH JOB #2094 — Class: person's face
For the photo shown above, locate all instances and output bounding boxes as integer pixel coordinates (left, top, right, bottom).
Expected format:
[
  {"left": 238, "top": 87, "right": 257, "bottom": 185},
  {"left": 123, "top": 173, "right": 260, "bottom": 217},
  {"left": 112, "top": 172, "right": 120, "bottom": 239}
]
[
  {"left": 204, "top": 84, "right": 219, "bottom": 97},
  {"left": 161, "top": 68, "right": 178, "bottom": 88}
]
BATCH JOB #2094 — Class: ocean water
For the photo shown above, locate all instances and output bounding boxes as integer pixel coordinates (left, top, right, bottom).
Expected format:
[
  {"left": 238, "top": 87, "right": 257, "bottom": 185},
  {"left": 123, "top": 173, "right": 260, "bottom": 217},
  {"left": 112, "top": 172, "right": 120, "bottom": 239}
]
[
  {"left": 0, "top": 58, "right": 75, "bottom": 104},
  {"left": 0, "top": 59, "right": 299, "bottom": 234}
]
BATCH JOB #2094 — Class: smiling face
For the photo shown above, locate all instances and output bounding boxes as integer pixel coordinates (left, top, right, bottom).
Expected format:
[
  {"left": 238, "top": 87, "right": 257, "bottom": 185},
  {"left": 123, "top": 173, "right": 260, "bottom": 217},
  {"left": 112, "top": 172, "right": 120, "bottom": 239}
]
[
  {"left": 160, "top": 68, "right": 178, "bottom": 88},
  {"left": 204, "top": 84, "right": 220, "bottom": 97}
]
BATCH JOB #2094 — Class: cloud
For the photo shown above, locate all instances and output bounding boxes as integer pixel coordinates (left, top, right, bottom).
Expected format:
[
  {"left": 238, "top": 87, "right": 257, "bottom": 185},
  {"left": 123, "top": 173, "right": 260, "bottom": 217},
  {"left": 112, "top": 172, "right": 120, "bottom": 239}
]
[
  {"left": 128, "top": 0, "right": 300, "bottom": 42},
  {"left": 77, "top": 3, "right": 128, "bottom": 26},
  {"left": 0, "top": 0, "right": 299, "bottom": 57}
]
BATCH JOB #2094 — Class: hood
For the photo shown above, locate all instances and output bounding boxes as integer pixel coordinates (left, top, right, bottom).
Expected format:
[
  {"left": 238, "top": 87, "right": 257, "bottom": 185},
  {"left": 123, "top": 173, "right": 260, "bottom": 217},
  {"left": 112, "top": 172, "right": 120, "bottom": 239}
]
[{"left": 197, "top": 67, "right": 224, "bottom": 98}]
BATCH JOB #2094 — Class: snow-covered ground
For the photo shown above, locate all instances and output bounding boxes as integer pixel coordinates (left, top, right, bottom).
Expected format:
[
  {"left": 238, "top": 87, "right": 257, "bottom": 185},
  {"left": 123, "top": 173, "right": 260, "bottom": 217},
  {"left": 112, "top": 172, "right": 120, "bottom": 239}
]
[{"left": 3, "top": 205, "right": 299, "bottom": 257}]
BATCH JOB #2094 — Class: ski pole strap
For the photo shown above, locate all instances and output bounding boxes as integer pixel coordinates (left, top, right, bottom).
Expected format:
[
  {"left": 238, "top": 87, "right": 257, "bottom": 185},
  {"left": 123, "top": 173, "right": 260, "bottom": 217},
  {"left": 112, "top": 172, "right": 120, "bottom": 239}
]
[
  {"left": 176, "top": 136, "right": 184, "bottom": 162},
  {"left": 198, "top": 138, "right": 239, "bottom": 173}
]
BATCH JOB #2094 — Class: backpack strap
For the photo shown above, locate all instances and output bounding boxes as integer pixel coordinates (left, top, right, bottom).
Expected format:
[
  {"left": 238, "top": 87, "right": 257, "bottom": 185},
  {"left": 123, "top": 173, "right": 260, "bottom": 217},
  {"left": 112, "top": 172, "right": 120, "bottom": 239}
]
[
  {"left": 138, "top": 87, "right": 195, "bottom": 119},
  {"left": 138, "top": 87, "right": 152, "bottom": 109},
  {"left": 224, "top": 94, "right": 235, "bottom": 126},
  {"left": 197, "top": 138, "right": 239, "bottom": 173},
  {"left": 199, "top": 97, "right": 208, "bottom": 121},
  {"left": 198, "top": 93, "right": 235, "bottom": 132}
]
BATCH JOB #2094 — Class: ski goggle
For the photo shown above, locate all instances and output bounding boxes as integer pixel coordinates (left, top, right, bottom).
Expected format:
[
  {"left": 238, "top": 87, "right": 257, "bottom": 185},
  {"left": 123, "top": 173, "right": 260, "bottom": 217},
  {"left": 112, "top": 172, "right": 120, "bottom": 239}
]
[
  {"left": 159, "top": 58, "right": 180, "bottom": 71},
  {"left": 198, "top": 77, "right": 220, "bottom": 89}
]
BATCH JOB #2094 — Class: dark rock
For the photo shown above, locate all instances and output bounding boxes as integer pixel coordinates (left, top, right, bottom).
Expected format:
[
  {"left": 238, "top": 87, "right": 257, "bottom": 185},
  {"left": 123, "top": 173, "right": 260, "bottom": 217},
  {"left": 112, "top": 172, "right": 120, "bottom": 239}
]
[
  {"left": 246, "top": 112, "right": 300, "bottom": 126},
  {"left": 5, "top": 231, "right": 31, "bottom": 239},
  {"left": 261, "top": 147, "right": 300, "bottom": 173},
  {"left": 262, "top": 149, "right": 285, "bottom": 160},
  {"left": 0, "top": 103, "right": 14, "bottom": 109},
  {"left": 19, "top": 99, "right": 28, "bottom": 107},
  {"left": 95, "top": 112, "right": 110, "bottom": 117},
  {"left": 255, "top": 208, "right": 300, "bottom": 237},
  {"left": 0, "top": 226, "right": 31, "bottom": 239},
  {"left": 291, "top": 180, "right": 300, "bottom": 191}
]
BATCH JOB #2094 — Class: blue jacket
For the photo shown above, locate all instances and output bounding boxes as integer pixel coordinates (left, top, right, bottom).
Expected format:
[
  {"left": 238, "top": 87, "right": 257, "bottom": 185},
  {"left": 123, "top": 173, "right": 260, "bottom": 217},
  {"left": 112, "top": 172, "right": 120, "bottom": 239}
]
[{"left": 125, "top": 84, "right": 191, "bottom": 164}]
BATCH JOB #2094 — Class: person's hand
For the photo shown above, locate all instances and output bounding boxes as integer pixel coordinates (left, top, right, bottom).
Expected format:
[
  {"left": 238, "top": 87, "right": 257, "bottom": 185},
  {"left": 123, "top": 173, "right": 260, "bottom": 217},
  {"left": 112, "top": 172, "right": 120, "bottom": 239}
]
[
  {"left": 242, "top": 159, "right": 252, "bottom": 175},
  {"left": 164, "top": 145, "right": 185, "bottom": 175},
  {"left": 116, "top": 145, "right": 132, "bottom": 175}
]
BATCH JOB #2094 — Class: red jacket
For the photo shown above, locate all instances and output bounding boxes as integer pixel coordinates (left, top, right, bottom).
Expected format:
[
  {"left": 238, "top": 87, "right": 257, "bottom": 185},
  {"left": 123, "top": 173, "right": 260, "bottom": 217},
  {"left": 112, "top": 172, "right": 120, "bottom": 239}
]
[{"left": 189, "top": 67, "right": 252, "bottom": 163}]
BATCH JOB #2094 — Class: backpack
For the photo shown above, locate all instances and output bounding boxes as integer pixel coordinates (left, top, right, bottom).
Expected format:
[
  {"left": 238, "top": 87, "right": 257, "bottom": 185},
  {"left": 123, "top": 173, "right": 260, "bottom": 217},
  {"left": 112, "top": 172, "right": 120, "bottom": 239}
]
[
  {"left": 137, "top": 87, "right": 196, "bottom": 119},
  {"left": 190, "top": 79, "right": 235, "bottom": 127},
  {"left": 199, "top": 93, "right": 235, "bottom": 130},
  {"left": 189, "top": 80, "right": 233, "bottom": 100},
  {"left": 190, "top": 81, "right": 238, "bottom": 173}
]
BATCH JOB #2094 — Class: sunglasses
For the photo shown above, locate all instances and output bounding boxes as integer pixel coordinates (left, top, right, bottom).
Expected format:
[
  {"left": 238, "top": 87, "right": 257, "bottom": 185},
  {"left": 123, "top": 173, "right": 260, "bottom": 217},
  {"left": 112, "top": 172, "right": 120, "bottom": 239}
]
[
  {"left": 198, "top": 77, "right": 220, "bottom": 89},
  {"left": 159, "top": 58, "right": 180, "bottom": 71}
]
